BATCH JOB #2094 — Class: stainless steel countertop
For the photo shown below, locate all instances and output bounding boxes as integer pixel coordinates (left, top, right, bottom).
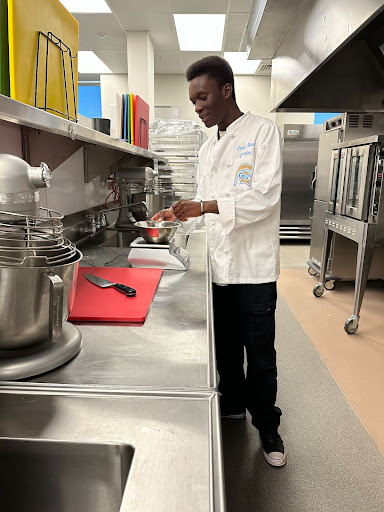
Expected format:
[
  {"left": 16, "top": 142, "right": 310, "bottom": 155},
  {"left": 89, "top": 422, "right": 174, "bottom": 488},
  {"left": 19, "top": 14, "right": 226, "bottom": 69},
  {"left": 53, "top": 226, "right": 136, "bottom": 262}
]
[
  {"left": 27, "top": 231, "right": 216, "bottom": 390},
  {"left": 0, "top": 231, "right": 225, "bottom": 511},
  {"left": 0, "top": 385, "right": 225, "bottom": 511}
]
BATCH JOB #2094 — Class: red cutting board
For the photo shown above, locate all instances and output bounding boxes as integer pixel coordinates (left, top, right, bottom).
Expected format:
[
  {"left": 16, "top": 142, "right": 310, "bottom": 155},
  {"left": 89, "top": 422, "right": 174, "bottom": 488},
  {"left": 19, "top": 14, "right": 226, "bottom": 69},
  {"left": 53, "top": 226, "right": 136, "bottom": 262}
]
[
  {"left": 69, "top": 267, "right": 162, "bottom": 323},
  {"left": 134, "top": 95, "right": 149, "bottom": 149}
]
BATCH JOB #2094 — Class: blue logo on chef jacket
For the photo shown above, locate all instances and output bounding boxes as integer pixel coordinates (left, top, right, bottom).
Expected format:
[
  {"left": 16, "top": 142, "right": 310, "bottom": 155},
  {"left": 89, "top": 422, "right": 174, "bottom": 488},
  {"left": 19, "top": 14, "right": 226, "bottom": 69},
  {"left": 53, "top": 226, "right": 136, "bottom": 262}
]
[{"left": 234, "top": 163, "right": 253, "bottom": 187}]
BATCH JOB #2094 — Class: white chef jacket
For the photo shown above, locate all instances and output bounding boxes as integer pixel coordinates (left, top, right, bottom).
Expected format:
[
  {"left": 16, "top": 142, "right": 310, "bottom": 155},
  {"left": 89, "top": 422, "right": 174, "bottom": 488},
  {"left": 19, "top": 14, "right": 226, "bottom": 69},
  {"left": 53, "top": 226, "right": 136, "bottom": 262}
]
[{"left": 178, "top": 111, "right": 282, "bottom": 285}]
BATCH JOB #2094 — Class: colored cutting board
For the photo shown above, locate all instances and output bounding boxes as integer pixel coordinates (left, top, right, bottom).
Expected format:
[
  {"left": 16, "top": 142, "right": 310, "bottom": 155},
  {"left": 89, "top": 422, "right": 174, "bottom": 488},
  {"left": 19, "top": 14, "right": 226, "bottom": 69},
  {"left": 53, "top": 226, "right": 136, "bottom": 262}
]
[
  {"left": 115, "top": 92, "right": 123, "bottom": 139},
  {"left": 125, "top": 93, "right": 131, "bottom": 143},
  {"left": 0, "top": 0, "right": 10, "bottom": 96},
  {"left": 130, "top": 93, "right": 135, "bottom": 144},
  {"left": 8, "top": 0, "right": 78, "bottom": 119},
  {"left": 123, "top": 93, "right": 127, "bottom": 140},
  {"left": 69, "top": 267, "right": 162, "bottom": 323},
  {"left": 135, "top": 95, "right": 149, "bottom": 149}
]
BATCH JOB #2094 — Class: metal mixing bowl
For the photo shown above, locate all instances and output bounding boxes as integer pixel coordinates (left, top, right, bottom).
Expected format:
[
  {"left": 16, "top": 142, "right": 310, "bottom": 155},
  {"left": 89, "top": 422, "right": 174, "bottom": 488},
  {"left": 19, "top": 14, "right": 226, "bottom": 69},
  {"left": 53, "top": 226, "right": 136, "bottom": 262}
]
[{"left": 134, "top": 220, "right": 179, "bottom": 244}]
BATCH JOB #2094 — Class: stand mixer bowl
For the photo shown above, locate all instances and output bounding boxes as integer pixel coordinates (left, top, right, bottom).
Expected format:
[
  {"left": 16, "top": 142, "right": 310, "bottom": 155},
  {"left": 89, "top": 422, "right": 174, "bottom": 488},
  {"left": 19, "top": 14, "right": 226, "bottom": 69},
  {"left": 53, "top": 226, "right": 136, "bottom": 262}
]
[{"left": 0, "top": 250, "right": 82, "bottom": 349}]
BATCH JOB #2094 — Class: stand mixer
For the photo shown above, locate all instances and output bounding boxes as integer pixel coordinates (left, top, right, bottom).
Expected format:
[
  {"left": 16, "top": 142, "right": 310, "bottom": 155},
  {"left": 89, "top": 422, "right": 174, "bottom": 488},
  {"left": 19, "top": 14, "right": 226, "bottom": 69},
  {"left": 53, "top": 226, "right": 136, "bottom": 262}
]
[
  {"left": 114, "top": 166, "right": 165, "bottom": 228},
  {"left": 0, "top": 154, "right": 82, "bottom": 380}
]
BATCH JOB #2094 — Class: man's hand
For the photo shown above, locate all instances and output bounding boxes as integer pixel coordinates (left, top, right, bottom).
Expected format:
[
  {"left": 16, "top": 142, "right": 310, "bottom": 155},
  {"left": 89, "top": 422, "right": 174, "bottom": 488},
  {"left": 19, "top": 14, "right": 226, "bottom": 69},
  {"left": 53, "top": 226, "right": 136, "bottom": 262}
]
[
  {"left": 151, "top": 208, "right": 176, "bottom": 222},
  {"left": 172, "top": 200, "right": 202, "bottom": 221},
  {"left": 172, "top": 199, "right": 219, "bottom": 221}
]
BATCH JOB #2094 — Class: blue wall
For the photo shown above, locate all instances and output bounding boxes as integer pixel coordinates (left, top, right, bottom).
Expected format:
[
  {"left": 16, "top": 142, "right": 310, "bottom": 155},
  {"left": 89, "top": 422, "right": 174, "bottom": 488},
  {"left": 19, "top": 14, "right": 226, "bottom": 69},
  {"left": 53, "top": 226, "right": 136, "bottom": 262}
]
[
  {"left": 78, "top": 85, "right": 102, "bottom": 118},
  {"left": 314, "top": 113, "right": 340, "bottom": 125}
]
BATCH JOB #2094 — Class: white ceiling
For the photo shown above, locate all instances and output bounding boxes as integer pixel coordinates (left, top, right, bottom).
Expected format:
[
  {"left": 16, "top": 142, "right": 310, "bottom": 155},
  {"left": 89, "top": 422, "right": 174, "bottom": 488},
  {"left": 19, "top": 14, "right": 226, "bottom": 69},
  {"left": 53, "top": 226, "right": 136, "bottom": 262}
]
[{"left": 74, "top": 0, "right": 261, "bottom": 75}]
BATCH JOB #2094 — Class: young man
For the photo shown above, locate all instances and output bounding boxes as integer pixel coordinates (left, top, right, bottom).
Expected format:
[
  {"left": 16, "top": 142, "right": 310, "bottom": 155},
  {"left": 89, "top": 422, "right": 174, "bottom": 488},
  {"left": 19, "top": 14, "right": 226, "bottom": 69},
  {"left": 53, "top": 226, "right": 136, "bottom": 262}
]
[{"left": 152, "top": 56, "right": 285, "bottom": 467}]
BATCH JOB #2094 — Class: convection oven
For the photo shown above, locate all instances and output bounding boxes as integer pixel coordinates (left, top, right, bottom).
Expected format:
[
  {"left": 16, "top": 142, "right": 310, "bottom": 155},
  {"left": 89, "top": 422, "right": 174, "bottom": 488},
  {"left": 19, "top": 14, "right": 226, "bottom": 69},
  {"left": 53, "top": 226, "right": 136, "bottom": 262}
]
[
  {"left": 313, "top": 135, "right": 384, "bottom": 334},
  {"left": 329, "top": 140, "right": 379, "bottom": 220}
]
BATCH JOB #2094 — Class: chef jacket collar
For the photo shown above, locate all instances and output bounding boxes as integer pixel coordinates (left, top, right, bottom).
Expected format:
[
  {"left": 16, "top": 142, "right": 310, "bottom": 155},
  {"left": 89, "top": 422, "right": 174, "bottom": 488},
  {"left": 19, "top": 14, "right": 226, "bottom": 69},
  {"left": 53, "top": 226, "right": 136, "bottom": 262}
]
[{"left": 215, "top": 111, "right": 249, "bottom": 142}]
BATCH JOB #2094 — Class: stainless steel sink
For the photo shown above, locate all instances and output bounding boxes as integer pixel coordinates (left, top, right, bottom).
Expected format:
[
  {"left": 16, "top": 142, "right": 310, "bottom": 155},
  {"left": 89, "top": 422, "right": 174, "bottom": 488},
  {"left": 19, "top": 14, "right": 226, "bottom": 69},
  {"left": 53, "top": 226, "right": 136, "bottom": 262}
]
[
  {"left": 76, "top": 227, "right": 138, "bottom": 249},
  {"left": 0, "top": 386, "right": 224, "bottom": 511},
  {"left": 0, "top": 438, "right": 134, "bottom": 512},
  {"left": 98, "top": 230, "right": 138, "bottom": 247}
]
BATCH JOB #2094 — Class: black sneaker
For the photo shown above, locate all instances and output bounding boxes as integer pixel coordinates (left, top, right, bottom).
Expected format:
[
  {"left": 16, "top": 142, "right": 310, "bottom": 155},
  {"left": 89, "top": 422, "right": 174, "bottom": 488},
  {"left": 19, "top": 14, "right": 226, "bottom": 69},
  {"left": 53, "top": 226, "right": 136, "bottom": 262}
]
[{"left": 260, "top": 432, "right": 286, "bottom": 467}]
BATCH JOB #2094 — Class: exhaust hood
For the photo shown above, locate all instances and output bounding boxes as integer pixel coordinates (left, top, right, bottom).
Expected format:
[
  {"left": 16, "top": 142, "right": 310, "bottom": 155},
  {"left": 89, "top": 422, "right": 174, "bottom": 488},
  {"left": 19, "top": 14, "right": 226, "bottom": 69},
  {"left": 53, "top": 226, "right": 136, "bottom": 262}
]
[{"left": 247, "top": 0, "right": 384, "bottom": 112}]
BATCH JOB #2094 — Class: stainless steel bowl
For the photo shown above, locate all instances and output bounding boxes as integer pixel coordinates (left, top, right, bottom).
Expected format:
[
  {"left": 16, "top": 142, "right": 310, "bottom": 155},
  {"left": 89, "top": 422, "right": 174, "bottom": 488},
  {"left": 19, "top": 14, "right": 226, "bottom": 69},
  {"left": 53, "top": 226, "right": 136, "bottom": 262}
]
[{"left": 134, "top": 220, "right": 179, "bottom": 244}]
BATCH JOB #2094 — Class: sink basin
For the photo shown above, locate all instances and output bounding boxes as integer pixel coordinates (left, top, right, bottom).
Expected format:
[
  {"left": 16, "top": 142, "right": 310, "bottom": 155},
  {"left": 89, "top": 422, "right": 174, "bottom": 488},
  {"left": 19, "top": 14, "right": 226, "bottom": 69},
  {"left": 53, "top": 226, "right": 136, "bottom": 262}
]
[
  {"left": 0, "top": 438, "right": 134, "bottom": 512},
  {"left": 77, "top": 228, "right": 138, "bottom": 249},
  {"left": 99, "top": 231, "right": 138, "bottom": 247}
]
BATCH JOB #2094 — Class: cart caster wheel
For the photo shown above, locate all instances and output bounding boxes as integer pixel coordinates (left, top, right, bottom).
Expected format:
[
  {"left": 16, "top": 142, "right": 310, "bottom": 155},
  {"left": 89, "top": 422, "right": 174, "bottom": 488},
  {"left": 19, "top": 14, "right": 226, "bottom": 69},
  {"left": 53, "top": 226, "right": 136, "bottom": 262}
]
[
  {"left": 325, "top": 280, "right": 335, "bottom": 290},
  {"left": 308, "top": 267, "right": 317, "bottom": 276},
  {"left": 344, "top": 317, "right": 359, "bottom": 334},
  {"left": 313, "top": 283, "right": 324, "bottom": 297}
]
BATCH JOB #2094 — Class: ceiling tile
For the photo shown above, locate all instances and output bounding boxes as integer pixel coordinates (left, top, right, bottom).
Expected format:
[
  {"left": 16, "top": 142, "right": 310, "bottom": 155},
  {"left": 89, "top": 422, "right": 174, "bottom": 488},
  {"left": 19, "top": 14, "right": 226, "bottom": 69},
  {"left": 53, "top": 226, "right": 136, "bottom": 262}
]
[
  {"left": 118, "top": 13, "right": 179, "bottom": 51},
  {"left": 169, "top": 0, "right": 229, "bottom": 14},
  {"left": 94, "top": 51, "right": 128, "bottom": 73},
  {"left": 224, "top": 14, "right": 249, "bottom": 52},
  {"left": 79, "top": 38, "right": 91, "bottom": 51},
  {"left": 70, "top": 1, "right": 258, "bottom": 76},
  {"left": 108, "top": 0, "right": 170, "bottom": 12},
  {"left": 74, "top": 14, "right": 126, "bottom": 51},
  {"left": 155, "top": 51, "right": 184, "bottom": 74}
]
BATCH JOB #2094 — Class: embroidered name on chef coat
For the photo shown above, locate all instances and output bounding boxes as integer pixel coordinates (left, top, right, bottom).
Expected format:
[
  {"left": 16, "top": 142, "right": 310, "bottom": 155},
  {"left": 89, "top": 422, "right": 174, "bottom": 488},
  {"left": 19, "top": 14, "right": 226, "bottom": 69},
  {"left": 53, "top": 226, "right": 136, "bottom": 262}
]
[{"left": 234, "top": 162, "right": 253, "bottom": 187}]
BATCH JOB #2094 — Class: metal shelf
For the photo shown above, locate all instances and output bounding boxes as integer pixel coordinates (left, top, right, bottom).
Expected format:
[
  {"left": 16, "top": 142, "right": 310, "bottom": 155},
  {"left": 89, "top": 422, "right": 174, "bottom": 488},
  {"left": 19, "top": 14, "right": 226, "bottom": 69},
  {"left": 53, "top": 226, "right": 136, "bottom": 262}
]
[{"left": 0, "top": 94, "right": 167, "bottom": 182}]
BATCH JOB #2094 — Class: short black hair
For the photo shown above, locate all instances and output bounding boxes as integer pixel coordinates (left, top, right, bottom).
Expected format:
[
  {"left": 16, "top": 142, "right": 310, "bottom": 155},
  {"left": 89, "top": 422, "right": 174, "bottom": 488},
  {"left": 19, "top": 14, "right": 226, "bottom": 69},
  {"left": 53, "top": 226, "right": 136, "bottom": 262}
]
[{"left": 186, "top": 56, "right": 236, "bottom": 101}]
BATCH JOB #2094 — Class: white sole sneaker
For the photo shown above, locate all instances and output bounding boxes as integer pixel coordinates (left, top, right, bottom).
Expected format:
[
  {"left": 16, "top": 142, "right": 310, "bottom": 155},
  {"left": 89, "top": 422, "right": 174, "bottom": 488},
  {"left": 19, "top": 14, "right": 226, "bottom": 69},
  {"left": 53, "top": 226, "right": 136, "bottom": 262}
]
[{"left": 263, "top": 450, "right": 287, "bottom": 467}]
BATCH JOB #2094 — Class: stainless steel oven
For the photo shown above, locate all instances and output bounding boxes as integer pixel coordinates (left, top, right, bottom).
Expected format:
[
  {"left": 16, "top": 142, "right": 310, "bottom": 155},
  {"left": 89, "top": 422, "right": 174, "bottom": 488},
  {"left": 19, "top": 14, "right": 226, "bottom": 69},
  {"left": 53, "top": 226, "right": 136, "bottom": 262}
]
[
  {"left": 308, "top": 112, "right": 384, "bottom": 277},
  {"left": 314, "top": 135, "right": 384, "bottom": 334}
]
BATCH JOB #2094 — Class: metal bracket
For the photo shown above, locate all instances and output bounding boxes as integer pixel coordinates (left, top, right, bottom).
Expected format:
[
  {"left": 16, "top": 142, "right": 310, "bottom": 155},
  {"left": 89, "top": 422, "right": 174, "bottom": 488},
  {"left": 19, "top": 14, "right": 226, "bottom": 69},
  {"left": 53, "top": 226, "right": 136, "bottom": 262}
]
[
  {"left": 84, "top": 144, "right": 153, "bottom": 183},
  {"left": 21, "top": 127, "right": 83, "bottom": 170}
]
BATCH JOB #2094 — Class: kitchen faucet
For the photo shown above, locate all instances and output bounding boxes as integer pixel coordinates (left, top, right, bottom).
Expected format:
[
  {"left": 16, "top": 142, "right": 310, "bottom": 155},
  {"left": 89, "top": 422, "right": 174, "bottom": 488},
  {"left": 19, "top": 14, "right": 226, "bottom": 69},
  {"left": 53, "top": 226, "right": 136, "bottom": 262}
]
[{"left": 83, "top": 201, "right": 148, "bottom": 234}]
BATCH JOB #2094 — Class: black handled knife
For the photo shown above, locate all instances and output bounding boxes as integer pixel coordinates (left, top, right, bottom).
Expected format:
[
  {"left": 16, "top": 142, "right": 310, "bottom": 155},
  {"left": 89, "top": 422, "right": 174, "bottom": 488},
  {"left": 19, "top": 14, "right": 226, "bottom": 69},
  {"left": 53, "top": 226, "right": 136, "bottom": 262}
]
[{"left": 84, "top": 273, "right": 136, "bottom": 297}]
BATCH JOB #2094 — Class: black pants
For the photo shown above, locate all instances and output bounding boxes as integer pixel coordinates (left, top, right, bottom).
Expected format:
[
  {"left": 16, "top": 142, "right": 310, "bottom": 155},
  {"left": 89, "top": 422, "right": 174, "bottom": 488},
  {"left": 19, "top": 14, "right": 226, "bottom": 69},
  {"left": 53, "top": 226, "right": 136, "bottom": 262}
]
[{"left": 213, "top": 282, "right": 282, "bottom": 434}]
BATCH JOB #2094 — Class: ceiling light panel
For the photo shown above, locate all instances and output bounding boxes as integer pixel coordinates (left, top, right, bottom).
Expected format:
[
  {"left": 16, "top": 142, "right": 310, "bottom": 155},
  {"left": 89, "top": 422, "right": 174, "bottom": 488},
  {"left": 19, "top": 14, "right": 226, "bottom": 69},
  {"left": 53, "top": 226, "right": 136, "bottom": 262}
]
[
  {"left": 173, "top": 14, "right": 226, "bottom": 51},
  {"left": 59, "top": 0, "right": 111, "bottom": 13},
  {"left": 224, "top": 52, "right": 260, "bottom": 74},
  {"left": 78, "top": 51, "right": 113, "bottom": 73}
]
